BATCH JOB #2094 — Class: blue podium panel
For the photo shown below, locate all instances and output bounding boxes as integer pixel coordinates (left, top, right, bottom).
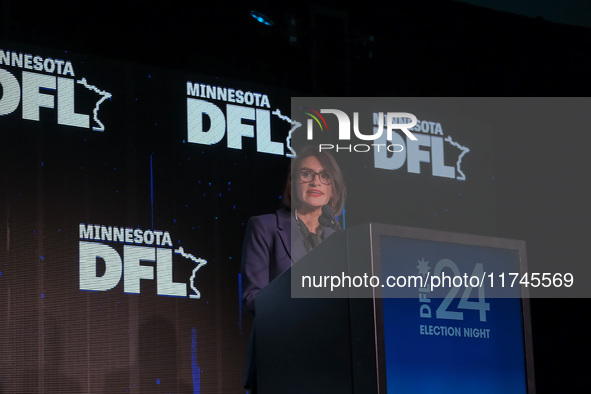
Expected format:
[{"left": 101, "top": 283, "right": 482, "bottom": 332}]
[{"left": 378, "top": 235, "right": 531, "bottom": 394}]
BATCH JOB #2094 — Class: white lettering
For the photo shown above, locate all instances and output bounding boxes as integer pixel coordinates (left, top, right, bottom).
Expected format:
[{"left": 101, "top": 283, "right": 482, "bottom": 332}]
[
  {"left": 187, "top": 98, "right": 226, "bottom": 145},
  {"left": 0, "top": 69, "right": 21, "bottom": 116},
  {"left": 123, "top": 246, "right": 155, "bottom": 294},
  {"left": 21, "top": 71, "right": 55, "bottom": 121},
  {"left": 79, "top": 242, "right": 122, "bottom": 292},
  {"left": 157, "top": 248, "right": 187, "bottom": 297},
  {"left": 57, "top": 77, "right": 89, "bottom": 128},
  {"left": 226, "top": 104, "right": 255, "bottom": 150}
]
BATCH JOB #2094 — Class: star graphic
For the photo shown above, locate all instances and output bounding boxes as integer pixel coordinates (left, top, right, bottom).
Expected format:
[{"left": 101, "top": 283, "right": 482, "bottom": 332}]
[{"left": 416, "top": 258, "right": 430, "bottom": 275}]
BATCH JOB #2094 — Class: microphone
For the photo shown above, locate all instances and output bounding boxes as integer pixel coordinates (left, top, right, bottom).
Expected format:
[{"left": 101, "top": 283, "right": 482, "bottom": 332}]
[{"left": 319, "top": 205, "right": 343, "bottom": 231}]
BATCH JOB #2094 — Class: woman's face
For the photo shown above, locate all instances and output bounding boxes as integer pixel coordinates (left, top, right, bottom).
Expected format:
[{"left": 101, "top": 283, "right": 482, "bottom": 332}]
[{"left": 295, "top": 155, "right": 333, "bottom": 211}]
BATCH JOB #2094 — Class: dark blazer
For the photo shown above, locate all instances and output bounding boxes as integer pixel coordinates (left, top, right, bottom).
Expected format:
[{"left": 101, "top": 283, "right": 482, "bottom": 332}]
[
  {"left": 241, "top": 207, "right": 334, "bottom": 315},
  {"left": 241, "top": 207, "right": 335, "bottom": 390}
]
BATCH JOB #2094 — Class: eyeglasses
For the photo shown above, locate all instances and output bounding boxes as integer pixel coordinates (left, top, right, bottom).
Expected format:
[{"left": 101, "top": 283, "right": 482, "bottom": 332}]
[{"left": 298, "top": 169, "right": 332, "bottom": 185}]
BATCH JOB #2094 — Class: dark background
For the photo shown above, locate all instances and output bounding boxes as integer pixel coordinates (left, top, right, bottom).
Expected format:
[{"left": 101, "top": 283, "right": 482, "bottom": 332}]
[{"left": 2, "top": 0, "right": 590, "bottom": 392}]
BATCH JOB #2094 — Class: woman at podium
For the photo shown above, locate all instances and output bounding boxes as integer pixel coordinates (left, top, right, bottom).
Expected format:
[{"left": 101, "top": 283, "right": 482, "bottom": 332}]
[
  {"left": 241, "top": 147, "right": 346, "bottom": 392},
  {"left": 241, "top": 147, "right": 346, "bottom": 314}
]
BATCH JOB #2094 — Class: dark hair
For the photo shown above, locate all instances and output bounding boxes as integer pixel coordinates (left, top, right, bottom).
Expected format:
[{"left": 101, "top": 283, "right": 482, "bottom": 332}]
[{"left": 282, "top": 147, "right": 346, "bottom": 215}]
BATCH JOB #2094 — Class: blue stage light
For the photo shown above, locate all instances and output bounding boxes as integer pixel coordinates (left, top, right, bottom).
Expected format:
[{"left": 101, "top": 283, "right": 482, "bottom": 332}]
[{"left": 250, "top": 10, "right": 274, "bottom": 26}]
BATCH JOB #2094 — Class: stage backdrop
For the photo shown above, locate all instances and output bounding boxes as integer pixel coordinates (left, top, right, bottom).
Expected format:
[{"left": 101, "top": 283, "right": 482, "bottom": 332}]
[
  {"left": 0, "top": 40, "right": 295, "bottom": 393},
  {"left": 1, "top": 41, "right": 589, "bottom": 393}
]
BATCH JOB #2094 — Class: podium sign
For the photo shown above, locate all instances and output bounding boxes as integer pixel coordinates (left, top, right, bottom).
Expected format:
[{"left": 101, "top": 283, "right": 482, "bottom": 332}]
[
  {"left": 259, "top": 224, "right": 535, "bottom": 394},
  {"left": 377, "top": 233, "right": 532, "bottom": 394}
]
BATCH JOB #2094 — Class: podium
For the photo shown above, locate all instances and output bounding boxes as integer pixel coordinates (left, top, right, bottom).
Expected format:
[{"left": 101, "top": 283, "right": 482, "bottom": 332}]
[{"left": 255, "top": 223, "right": 535, "bottom": 394}]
